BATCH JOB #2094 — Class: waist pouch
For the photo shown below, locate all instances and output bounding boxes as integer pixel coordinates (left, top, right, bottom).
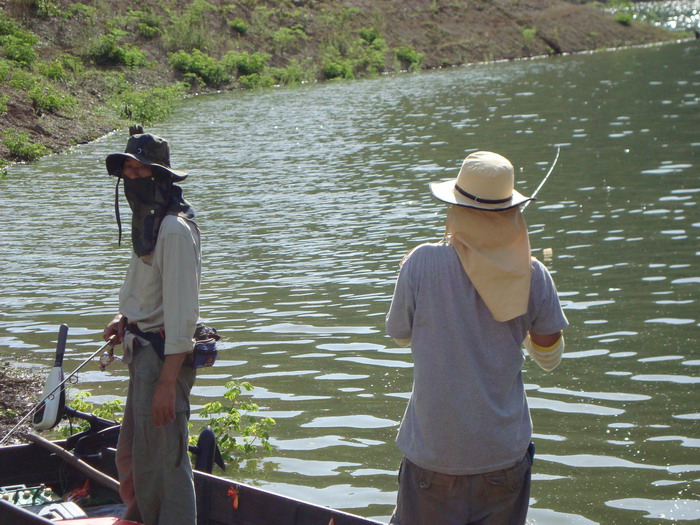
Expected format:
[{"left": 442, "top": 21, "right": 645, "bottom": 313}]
[
  {"left": 127, "top": 322, "right": 220, "bottom": 368},
  {"left": 191, "top": 324, "right": 221, "bottom": 368}
]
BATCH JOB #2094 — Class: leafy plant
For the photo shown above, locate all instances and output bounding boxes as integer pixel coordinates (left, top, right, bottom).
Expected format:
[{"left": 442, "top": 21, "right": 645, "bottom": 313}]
[
  {"left": 0, "top": 58, "right": 11, "bottom": 81},
  {"left": 55, "top": 392, "right": 124, "bottom": 437},
  {"left": 272, "top": 24, "right": 307, "bottom": 53},
  {"left": 0, "top": 15, "right": 39, "bottom": 68},
  {"left": 169, "top": 49, "right": 230, "bottom": 86},
  {"left": 67, "top": 3, "right": 97, "bottom": 19},
  {"left": 34, "top": 0, "right": 60, "bottom": 19},
  {"left": 38, "top": 53, "right": 83, "bottom": 81},
  {"left": 195, "top": 380, "right": 275, "bottom": 464},
  {"left": 229, "top": 17, "right": 248, "bottom": 35},
  {"left": 2, "top": 129, "right": 50, "bottom": 161},
  {"left": 0, "top": 94, "right": 8, "bottom": 116},
  {"left": 116, "top": 83, "right": 186, "bottom": 124},
  {"left": 8, "top": 69, "right": 39, "bottom": 89},
  {"left": 29, "top": 82, "right": 77, "bottom": 113},
  {"left": 522, "top": 27, "right": 537, "bottom": 49},
  {"left": 395, "top": 45, "right": 424, "bottom": 71},
  {"left": 321, "top": 57, "right": 354, "bottom": 80},
  {"left": 614, "top": 12, "right": 633, "bottom": 26},
  {"left": 86, "top": 31, "right": 147, "bottom": 68},
  {"left": 162, "top": 0, "right": 218, "bottom": 52},
  {"left": 1, "top": 35, "right": 39, "bottom": 66},
  {"left": 222, "top": 50, "right": 270, "bottom": 76}
]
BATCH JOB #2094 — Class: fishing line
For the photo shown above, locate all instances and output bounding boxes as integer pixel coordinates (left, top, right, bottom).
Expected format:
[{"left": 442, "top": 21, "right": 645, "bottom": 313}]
[
  {"left": 522, "top": 146, "right": 561, "bottom": 211},
  {"left": 0, "top": 335, "right": 115, "bottom": 446}
]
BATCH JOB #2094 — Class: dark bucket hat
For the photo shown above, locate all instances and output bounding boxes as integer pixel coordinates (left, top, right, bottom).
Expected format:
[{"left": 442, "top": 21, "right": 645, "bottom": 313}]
[{"left": 105, "top": 132, "right": 187, "bottom": 182}]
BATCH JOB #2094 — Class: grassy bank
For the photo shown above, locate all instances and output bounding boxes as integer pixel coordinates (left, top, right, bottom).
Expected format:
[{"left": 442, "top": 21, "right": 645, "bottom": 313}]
[{"left": 0, "top": 0, "right": 684, "bottom": 173}]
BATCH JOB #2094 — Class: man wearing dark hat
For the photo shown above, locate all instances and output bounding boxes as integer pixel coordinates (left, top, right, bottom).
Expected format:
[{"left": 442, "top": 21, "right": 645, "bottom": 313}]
[
  {"left": 386, "top": 151, "right": 569, "bottom": 524},
  {"left": 103, "top": 127, "right": 200, "bottom": 525}
]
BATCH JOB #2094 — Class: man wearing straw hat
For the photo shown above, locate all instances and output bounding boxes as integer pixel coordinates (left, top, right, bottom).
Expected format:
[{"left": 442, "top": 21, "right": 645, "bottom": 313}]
[
  {"left": 386, "top": 151, "right": 568, "bottom": 524},
  {"left": 102, "top": 126, "right": 200, "bottom": 525}
]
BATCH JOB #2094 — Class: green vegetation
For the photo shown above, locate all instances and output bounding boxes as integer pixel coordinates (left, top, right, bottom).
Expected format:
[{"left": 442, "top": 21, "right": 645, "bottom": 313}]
[
  {"left": 0, "top": 0, "right": 681, "bottom": 167},
  {"left": 197, "top": 380, "right": 275, "bottom": 467},
  {"left": 2, "top": 129, "right": 50, "bottom": 161},
  {"left": 522, "top": 27, "right": 538, "bottom": 49},
  {"left": 54, "top": 381, "right": 275, "bottom": 470},
  {"left": 395, "top": 45, "right": 425, "bottom": 72},
  {"left": 56, "top": 392, "right": 124, "bottom": 437},
  {"left": 117, "top": 84, "right": 187, "bottom": 124}
]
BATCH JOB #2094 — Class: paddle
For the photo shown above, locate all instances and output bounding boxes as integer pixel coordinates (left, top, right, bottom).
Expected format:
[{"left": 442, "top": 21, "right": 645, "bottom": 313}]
[{"left": 25, "top": 432, "right": 121, "bottom": 493}]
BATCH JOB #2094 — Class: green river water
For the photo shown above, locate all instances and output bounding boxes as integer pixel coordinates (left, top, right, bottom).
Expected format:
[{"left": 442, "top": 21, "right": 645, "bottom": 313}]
[{"left": 1, "top": 37, "right": 698, "bottom": 523}]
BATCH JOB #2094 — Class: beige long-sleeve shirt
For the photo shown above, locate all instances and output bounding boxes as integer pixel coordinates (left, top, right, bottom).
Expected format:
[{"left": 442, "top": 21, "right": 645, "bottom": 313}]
[{"left": 119, "top": 214, "right": 201, "bottom": 356}]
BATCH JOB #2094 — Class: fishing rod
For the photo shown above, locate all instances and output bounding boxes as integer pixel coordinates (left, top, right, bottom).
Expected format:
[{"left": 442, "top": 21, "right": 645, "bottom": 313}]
[
  {"left": 0, "top": 326, "right": 115, "bottom": 446},
  {"left": 522, "top": 145, "right": 561, "bottom": 211}
]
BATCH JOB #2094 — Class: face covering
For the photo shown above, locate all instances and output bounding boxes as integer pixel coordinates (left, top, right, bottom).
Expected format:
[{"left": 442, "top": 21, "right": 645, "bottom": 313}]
[{"left": 115, "top": 174, "right": 193, "bottom": 258}]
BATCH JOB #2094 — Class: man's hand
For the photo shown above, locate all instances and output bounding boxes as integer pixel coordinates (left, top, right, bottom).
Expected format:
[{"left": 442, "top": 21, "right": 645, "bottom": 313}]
[
  {"left": 152, "top": 380, "right": 177, "bottom": 427},
  {"left": 104, "top": 314, "right": 126, "bottom": 345},
  {"left": 152, "top": 353, "right": 188, "bottom": 427}
]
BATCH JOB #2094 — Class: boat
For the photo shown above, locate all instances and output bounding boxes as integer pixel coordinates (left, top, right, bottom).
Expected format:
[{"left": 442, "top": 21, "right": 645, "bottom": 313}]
[
  {"left": 0, "top": 325, "right": 384, "bottom": 524},
  {"left": 0, "top": 410, "right": 384, "bottom": 525}
]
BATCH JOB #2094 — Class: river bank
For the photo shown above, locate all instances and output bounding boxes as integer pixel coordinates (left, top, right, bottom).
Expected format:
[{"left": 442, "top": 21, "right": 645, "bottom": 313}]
[
  {"left": 0, "top": 0, "right": 687, "bottom": 170},
  {"left": 0, "top": 362, "right": 41, "bottom": 444}
]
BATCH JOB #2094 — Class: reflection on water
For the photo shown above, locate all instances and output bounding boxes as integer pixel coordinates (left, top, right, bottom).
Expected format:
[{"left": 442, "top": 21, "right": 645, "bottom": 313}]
[{"left": 1, "top": 40, "right": 698, "bottom": 523}]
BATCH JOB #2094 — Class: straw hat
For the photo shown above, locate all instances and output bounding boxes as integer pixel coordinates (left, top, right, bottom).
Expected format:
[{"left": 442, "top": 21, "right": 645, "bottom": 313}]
[{"left": 429, "top": 151, "right": 532, "bottom": 211}]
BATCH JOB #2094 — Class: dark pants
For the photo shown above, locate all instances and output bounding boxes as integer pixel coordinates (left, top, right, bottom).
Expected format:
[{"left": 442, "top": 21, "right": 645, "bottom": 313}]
[{"left": 390, "top": 451, "right": 532, "bottom": 525}]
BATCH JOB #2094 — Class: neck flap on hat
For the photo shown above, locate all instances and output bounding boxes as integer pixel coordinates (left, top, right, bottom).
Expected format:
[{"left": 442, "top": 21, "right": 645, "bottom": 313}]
[
  {"left": 117, "top": 177, "right": 194, "bottom": 258},
  {"left": 444, "top": 205, "right": 531, "bottom": 322}
]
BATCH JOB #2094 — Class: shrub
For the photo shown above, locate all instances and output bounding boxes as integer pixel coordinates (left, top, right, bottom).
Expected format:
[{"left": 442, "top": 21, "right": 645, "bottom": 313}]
[
  {"left": 34, "top": 0, "right": 60, "bottom": 18},
  {"left": 117, "top": 83, "right": 186, "bottom": 124},
  {"left": 134, "top": 9, "right": 162, "bottom": 38},
  {"left": 162, "top": 0, "right": 218, "bottom": 52},
  {"left": 272, "top": 24, "right": 307, "bottom": 53},
  {"left": 196, "top": 381, "right": 275, "bottom": 464},
  {"left": 237, "top": 72, "right": 276, "bottom": 89},
  {"left": 222, "top": 50, "right": 270, "bottom": 76},
  {"left": 614, "top": 12, "right": 633, "bottom": 26},
  {"left": 358, "top": 27, "right": 380, "bottom": 44},
  {"left": 29, "top": 83, "right": 77, "bottom": 113},
  {"left": 0, "top": 19, "right": 40, "bottom": 71},
  {"left": 56, "top": 392, "right": 123, "bottom": 437},
  {"left": 321, "top": 58, "right": 354, "bottom": 80},
  {"left": 522, "top": 27, "right": 537, "bottom": 48},
  {"left": 115, "top": 44, "right": 147, "bottom": 68},
  {"left": 169, "top": 49, "right": 230, "bottom": 86},
  {"left": 2, "top": 129, "right": 50, "bottom": 161},
  {"left": 9, "top": 69, "right": 40, "bottom": 90},
  {"left": 0, "top": 94, "right": 8, "bottom": 116},
  {"left": 85, "top": 32, "right": 147, "bottom": 68},
  {"left": 138, "top": 22, "right": 160, "bottom": 39},
  {"left": 395, "top": 45, "right": 424, "bottom": 71},
  {"left": 229, "top": 17, "right": 248, "bottom": 35},
  {"left": 0, "top": 58, "right": 11, "bottom": 81},
  {"left": 67, "top": 3, "right": 97, "bottom": 19},
  {"left": 38, "top": 53, "right": 83, "bottom": 81},
  {"left": 269, "top": 60, "right": 305, "bottom": 85},
  {"left": 1, "top": 35, "right": 38, "bottom": 66}
]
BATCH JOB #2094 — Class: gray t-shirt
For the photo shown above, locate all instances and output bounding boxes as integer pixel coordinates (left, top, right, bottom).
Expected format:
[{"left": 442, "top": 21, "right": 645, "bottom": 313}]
[{"left": 386, "top": 242, "right": 568, "bottom": 475}]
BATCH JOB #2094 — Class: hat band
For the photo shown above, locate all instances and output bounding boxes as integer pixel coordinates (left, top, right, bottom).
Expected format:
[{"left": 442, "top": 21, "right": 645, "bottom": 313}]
[{"left": 455, "top": 184, "right": 512, "bottom": 204}]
